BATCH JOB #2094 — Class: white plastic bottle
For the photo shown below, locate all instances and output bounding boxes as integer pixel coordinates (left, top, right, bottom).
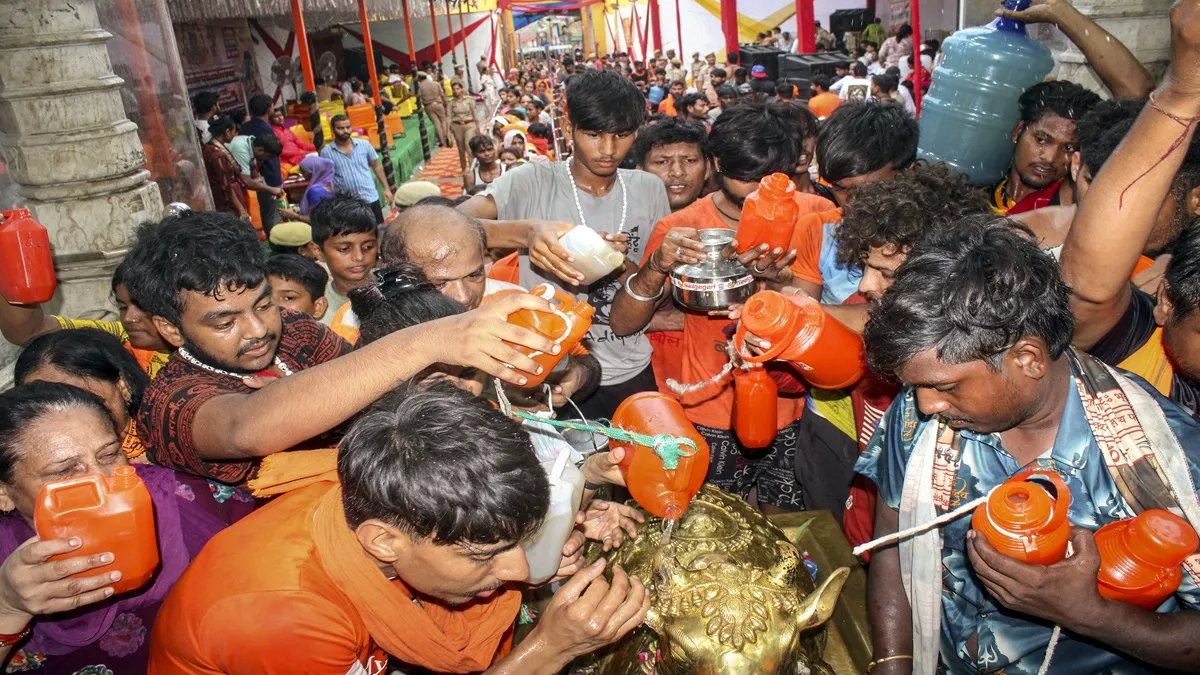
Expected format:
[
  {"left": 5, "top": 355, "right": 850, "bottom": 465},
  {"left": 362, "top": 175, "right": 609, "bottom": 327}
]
[
  {"left": 522, "top": 447, "right": 586, "bottom": 584},
  {"left": 557, "top": 225, "right": 626, "bottom": 285}
]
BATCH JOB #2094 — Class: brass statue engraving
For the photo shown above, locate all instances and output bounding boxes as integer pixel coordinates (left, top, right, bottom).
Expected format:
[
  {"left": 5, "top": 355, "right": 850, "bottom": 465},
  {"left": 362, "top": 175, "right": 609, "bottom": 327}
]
[{"left": 572, "top": 485, "right": 850, "bottom": 675}]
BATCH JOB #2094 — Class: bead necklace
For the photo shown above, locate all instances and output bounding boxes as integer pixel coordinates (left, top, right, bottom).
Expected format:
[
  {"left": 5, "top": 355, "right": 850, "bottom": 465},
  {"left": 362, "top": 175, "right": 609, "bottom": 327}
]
[
  {"left": 564, "top": 157, "right": 627, "bottom": 234},
  {"left": 176, "top": 347, "right": 294, "bottom": 379}
]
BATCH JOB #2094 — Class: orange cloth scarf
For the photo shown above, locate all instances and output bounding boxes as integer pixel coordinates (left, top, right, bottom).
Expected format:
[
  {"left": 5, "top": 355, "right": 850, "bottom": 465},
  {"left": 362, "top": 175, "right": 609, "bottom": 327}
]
[{"left": 310, "top": 484, "right": 520, "bottom": 673}]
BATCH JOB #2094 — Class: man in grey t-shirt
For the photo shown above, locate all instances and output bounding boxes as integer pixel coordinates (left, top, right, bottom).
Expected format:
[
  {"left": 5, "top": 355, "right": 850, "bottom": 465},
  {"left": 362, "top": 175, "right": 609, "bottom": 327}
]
[{"left": 460, "top": 69, "right": 670, "bottom": 419}]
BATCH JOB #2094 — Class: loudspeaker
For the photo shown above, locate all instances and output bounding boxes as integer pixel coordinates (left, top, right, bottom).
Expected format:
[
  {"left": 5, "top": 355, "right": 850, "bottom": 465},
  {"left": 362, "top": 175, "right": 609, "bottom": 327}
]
[
  {"left": 738, "top": 45, "right": 785, "bottom": 82},
  {"left": 778, "top": 53, "right": 853, "bottom": 81},
  {"left": 829, "top": 9, "right": 875, "bottom": 37}
]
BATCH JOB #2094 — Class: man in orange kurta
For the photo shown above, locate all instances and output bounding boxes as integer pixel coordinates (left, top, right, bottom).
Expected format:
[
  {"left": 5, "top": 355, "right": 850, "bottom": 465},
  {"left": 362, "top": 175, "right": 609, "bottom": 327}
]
[{"left": 148, "top": 384, "right": 649, "bottom": 674}]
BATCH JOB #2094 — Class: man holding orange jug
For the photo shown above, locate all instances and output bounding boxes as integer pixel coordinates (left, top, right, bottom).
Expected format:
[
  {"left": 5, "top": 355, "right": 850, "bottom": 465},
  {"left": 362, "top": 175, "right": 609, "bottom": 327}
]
[{"left": 857, "top": 210, "right": 1200, "bottom": 673}]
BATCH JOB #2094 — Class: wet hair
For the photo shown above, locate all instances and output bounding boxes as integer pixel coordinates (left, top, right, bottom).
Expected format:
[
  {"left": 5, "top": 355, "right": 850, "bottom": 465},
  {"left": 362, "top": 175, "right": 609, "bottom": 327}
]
[
  {"left": 708, "top": 100, "right": 804, "bottom": 183},
  {"left": 350, "top": 263, "right": 466, "bottom": 345},
  {"left": 309, "top": 193, "right": 378, "bottom": 247},
  {"left": 811, "top": 74, "right": 832, "bottom": 91},
  {"left": 264, "top": 254, "right": 328, "bottom": 302},
  {"left": 248, "top": 93, "right": 273, "bottom": 117},
  {"left": 864, "top": 215, "right": 1073, "bottom": 375},
  {"left": 837, "top": 162, "right": 990, "bottom": 267},
  {"left": 631, "top": 117, "right": 708, "bottom": 166},
  {"left": 678, "top": 92, "right": 705, "bottom": 114},
  {"left": 1017, "top": 81, "right": 1101, "bottom": 126},
  {"left": 717, "top": 84, "right": 740, "bottom": 101},
  {"left": 817, "top": 100, "right": 919, "bottom": 185},
  {"left": 381, "top": 204, "right": 485, "bottom": 265},
  {"left": 415, "top": 196, "right": 456, "bottom": 207},
  {"left": 1076, "top": 98, "right": 1146, "bottom": 177},
  {"left": 1166, "top": 225, "right": 1200, "bottom": 320},
  {"left": 193, "top": 91, "right": 219, "bottom": 115},
  {"left": 468, "top": 134, "right": 495, "bottom": 154},
  {"left": 123, "top": 211, "right": 265, "bottom": 325},
  {"left": 851, "top": 62, "right": 868, "bottom": 77},
  {"left": 338, "top": 381, "right": 549, "bottom": 547},
  {"left": 14, "top": 329, "right": 149, "bottom": 420},
  {"left": 206, "top": 114, "right": 236, "bottom": 138},
  {"left": 566, "top": 69, "right": 644, "bottom": 133},
  {"left": 0, "top": 382, "right": 114, "bottom": 485},
  {"left": 252, "top": 133, "right": 282, "bottom": 157}
]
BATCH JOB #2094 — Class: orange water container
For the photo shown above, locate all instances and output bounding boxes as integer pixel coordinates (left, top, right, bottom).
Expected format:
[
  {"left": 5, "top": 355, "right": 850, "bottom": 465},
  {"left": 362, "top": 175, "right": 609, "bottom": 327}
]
[
  {"left": 612, "top": 393, "right": 711, "bottom": 519},
  {"left": 1095, "top": 509, "right": 1199, "bottom": 609},
  {"left": 34, "top": 467, "right": 158, "bottom": 596},
  {"left": 0, "top": 209, "right": 56, "bottom": 304},
  {"left": 733, "top": 366, "right": 778, "bottom": 448},
  {"left": 735, "top": 173, "right": 799, "bottom": 254},
  {"left": 971, "top": 470, "right": 1071, "bottom": 565},
  {"left": 734, "top": 290, "right": 865, "bottom": 389},
  {"left": 503, "top": 284, "right": 594, "bottom": 387}
]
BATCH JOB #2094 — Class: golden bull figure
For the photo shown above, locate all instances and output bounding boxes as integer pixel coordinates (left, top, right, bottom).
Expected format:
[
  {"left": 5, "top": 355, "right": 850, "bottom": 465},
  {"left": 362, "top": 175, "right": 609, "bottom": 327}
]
[{"left": 570, "top": 485, "right": 864, "bottom": 675}]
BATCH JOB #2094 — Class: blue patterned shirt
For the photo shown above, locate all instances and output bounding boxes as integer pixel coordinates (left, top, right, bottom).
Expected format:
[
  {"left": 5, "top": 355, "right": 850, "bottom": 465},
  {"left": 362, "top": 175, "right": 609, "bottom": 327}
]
[
  {"left": 319, "top": 138, "right": 380, "bottom": 204},
  {"left": 856, "top": 369, "right": 1200, "bottom": 675}
]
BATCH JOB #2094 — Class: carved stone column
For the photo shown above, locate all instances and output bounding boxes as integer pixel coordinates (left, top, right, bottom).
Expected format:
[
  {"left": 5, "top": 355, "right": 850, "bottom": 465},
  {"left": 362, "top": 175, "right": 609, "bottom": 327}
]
[{"left": 0, "top": 0, "right": 163, "bottom": 382}]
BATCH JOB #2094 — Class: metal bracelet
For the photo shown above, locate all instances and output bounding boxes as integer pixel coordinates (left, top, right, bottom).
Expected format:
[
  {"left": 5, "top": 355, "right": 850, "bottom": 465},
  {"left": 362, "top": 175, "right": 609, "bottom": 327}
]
[{"left": 623, "top": 272, "right": 666, "bottom": 303}]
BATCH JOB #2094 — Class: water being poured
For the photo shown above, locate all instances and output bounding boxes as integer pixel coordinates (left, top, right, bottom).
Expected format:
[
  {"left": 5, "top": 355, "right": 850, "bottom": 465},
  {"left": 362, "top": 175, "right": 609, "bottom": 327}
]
[{"left": 661, "top": 518, "right": 677, "bottom": 548}]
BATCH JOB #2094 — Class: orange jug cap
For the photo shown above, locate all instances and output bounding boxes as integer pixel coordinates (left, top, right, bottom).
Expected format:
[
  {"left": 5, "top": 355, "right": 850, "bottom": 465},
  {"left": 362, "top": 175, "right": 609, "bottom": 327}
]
[
  {"left": 987, "top": 481, "right": 1058, "bottom": 530},
  {"left": 1127, "top": 509, "right": 1199, "bottom": 568}
]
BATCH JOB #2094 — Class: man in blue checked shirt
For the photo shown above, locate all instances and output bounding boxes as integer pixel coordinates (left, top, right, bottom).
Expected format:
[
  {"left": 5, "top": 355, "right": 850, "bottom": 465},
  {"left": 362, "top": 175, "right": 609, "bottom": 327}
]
[{"left": 319, "top": 114, "right": 394, "bottom": 224}]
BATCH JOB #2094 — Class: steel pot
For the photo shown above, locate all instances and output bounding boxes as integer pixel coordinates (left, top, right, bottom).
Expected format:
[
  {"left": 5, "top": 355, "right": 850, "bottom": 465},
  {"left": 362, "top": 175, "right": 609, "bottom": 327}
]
[{"left": 669, "top": 229, "right": 755, "bottom": 312}]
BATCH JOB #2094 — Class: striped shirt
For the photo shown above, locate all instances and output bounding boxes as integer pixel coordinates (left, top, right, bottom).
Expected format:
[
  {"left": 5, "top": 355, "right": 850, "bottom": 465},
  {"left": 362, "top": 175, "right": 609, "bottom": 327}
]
[{"left": 319, "top": 138, "right": 380, "bottom": 204}]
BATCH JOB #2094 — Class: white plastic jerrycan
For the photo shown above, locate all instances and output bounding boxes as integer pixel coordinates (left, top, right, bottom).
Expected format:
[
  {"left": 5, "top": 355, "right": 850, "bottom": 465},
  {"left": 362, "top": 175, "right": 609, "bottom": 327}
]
[{"left": 522, "top": 446, "right": 586, "bottom": 584}]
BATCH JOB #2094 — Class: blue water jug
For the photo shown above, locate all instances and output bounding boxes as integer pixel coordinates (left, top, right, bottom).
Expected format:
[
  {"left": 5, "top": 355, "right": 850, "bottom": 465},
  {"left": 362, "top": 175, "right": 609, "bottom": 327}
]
[{"left": 916, "top": 0, "right": 1054, "bottom": 186}]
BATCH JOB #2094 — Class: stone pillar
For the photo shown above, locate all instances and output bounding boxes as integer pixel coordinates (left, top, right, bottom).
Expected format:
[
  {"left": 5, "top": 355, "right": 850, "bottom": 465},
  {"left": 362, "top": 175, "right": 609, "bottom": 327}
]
[
  {"left": 958, "top": 0, "right": 1170, "bottom": 96},
  {"left": 1033, "top": 0, "right": 1171, "bottom": 96},
  {"left": 0, "top": 0, "right": 163, "bottom": 381}
]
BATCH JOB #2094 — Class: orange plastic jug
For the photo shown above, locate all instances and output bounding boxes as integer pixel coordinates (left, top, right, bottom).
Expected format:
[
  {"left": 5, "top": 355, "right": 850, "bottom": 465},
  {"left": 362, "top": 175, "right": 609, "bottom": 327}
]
[
  {"left": 734, "top": 290, "right": 865, "bottom": 389},
  {"left": 735, "top": 173, "right": 799, "bottom": 254},
  {"left": 733, "top": 366, "right": 778, "bottom": 449},
  {"left": 0, "top": 209, "right": 56, "bottom": 304},
  {"left": 34, "top": 466, "right": 158, "bottom": 596},
  {"left": 971, "top": 469, "right": 1071, "bottom": 565},
  {"left": 1095, "top": 509, "right": 1199, "bottom": 609},
  {"left": 503, "top": 284, "right": 594, "bottom": 387},
  {"left": 612, "top": 393, "right": 711, "bottom": 519}
]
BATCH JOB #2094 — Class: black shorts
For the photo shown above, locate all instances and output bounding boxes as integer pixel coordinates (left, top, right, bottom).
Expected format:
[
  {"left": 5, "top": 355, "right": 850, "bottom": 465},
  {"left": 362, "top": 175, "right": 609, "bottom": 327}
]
[
  {"left": 792, "top": 409, "right": 859, "bottom": 523},
  {"left": 696, "top": 418, "right": 805, "bottom": 511}
]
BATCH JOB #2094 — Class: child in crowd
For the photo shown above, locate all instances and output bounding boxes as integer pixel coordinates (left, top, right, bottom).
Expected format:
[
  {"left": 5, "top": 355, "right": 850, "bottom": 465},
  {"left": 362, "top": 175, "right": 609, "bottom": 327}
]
[
  {"left": 309, "top": 194, "right": 380, "bottom": 324},
  {"left": 265, "top": 254, "right": 330, "bottom": 320}
]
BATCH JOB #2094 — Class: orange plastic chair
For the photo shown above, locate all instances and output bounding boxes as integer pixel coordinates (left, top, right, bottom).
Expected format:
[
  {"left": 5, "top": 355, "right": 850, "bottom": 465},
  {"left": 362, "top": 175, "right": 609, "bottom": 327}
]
[
  {"left": 346, "top": 103, "right": 376, "bottom": 130},
  {"left": 384, "top": 114, "right": 405, "bottom": 137}
]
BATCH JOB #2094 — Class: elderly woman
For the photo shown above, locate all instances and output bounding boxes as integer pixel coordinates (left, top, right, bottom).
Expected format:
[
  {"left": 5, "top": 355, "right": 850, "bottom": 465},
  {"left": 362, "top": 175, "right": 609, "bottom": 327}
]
[{"left": 0, "top": 380, "right": 251, "bottom": 671}]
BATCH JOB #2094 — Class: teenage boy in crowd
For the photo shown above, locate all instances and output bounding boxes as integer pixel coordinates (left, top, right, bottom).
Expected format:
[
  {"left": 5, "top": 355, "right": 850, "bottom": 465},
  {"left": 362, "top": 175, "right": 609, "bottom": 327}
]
[
  {"left": 265, "top": 254, "right": 330, "bottom": 321},
  {"left": 128, "top": 211, "right": 562, "bottom": 486},
  {"left": 459, "top": 69, "right": 671, "bottom": 419},
  {"left": 309, "top": 194, "right": 379, "bottom": 324},
  {"left": 150, "top": 384, "right": 649, "bottom": 673},
  {"left": 610, "top": 101, "right": 837, "bottom": 513}
]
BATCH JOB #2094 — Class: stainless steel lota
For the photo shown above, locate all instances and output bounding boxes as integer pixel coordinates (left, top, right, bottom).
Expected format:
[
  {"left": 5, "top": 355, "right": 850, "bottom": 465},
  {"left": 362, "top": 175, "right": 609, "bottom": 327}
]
[{"left": 669, "top": 229, "right": 755, "bottom": 312}]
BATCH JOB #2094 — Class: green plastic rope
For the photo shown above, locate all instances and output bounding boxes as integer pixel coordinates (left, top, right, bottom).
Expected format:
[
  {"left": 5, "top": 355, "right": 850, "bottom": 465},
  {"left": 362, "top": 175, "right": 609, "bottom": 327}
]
[{"left": 513, "top": 411, "right": 698, "bottom": 470}]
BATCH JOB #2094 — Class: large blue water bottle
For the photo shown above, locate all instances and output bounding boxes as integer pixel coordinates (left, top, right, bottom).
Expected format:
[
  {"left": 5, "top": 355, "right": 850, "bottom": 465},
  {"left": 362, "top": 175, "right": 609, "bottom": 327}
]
[{"left": 916, "top": 0, "right": 1054, "bottom": 186}]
